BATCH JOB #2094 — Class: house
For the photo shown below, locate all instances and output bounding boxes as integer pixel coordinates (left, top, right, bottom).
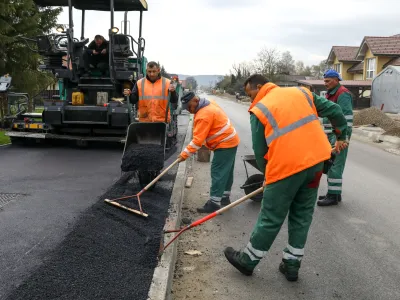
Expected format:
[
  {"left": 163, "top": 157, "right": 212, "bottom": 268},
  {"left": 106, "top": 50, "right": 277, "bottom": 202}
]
[
  {"left": 355, "top": 34, "right": 400, "bottom": 80},
  {"left": 275, "top": 75, "right": 317, "bottom": 87},
  {"left": 326, "top": 46, "right": 362, "bottom": 80},
  {"left": 326, "top": 34, "right": 400, "bottom": 81}
]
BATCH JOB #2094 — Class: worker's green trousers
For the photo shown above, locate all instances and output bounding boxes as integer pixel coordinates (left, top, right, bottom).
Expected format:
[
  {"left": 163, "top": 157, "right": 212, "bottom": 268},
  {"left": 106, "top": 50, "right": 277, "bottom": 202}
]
[
  {"left": 239, "top": 162, "right": 324, "bottom": 268},
  {"left": 326, "top": 133, "right": 350, "bottom": 195},
  {"left": 210, "top": 147, "right": 237, "bottom": 204}
]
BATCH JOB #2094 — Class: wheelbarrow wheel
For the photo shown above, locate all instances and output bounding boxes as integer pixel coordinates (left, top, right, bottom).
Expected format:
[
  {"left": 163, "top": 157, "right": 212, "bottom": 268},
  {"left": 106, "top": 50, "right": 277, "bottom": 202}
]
[
  {"left": 137, "top": 170, "right": 160, "bottom": 190},
  {"left": 241, "top": 174, "right": 264, "bottom": 202}
]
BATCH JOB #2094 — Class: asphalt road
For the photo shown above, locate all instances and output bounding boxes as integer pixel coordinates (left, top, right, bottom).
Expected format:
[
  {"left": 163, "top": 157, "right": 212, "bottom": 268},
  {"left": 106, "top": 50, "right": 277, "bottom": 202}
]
[
  {"left": 0, "top": 114, "right": 189, "bottom": 300},
  {"left": 173, "top": 95, "right": 400, "bottom": 300}
]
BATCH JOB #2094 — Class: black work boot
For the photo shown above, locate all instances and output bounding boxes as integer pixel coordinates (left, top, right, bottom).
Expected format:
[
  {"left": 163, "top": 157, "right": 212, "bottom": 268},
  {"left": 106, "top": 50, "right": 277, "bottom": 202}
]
[
  {"left": 224, "top": 247, "right": 254, "bottom": 276},
  {"left": 318, "top": 194, "right": 327, "bottom": 200},
  {"left": 317, "top": 194, "right": 341, "bottom": 206},
  {"left": 221, "top": 195, "right": 231, "bottom": 207},
  {"left": 197, "top": 200, "right": 220, "bottom": 213},
  {"left": 279, "top": 259, "right": 301, "bottom": 282}
]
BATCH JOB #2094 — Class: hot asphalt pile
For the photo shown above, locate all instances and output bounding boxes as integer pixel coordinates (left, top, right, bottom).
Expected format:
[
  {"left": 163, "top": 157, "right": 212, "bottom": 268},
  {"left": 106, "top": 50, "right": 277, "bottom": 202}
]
[
  {"left": 121, "top": 144, "right": 165, "bottom": 172},
  {"left": 354, "top": 107, "right": 400, "bottom": 134},
  {"left": 6, "top": 134, "right": 185, "bottom": 300}
]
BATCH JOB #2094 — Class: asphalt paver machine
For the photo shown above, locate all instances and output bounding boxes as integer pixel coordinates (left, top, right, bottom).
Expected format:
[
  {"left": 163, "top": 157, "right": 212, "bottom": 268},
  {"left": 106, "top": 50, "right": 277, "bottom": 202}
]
[{"left": 5, "top": 0, "right": 170, "bottom": 148}]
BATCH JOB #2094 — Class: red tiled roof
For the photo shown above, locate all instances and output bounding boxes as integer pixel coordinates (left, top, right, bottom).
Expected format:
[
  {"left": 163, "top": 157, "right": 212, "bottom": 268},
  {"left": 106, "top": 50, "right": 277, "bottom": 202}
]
[
  {"left": 383, "top": 57, "right": 400, "bottom": 68},
  {"left": 296, "top": 79, "right": 372, "bottom": 87},
  {"left": 364, "top": 35, "right": 400, "bottom": 56},
  {"left": 347, "top": 61, "right": 364, "bottom": 73},
  {"left": 331, "top": 46, "right": 361, "bottom": 62}
]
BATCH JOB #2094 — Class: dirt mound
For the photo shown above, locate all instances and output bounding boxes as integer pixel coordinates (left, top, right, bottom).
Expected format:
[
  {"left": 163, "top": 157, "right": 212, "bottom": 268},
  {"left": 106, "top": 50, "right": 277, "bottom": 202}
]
[
  {"left": 382, "top": 127, "right": 400, "bottom": 137},
  {"left": 354, "top": 107, "right": 399, "bottom": 131}
]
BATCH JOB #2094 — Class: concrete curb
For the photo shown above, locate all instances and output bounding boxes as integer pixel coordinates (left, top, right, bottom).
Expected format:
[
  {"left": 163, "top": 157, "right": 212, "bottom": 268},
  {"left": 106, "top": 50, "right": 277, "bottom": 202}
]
[
  {"left": 0, "top": 143, "right": 11, "bottom": 148},
  {"left": 352, "top": 127, "right": 400, "bottom": 147},
  {"left": 147, "top": 116, "right": 193, "bottom": 300}
]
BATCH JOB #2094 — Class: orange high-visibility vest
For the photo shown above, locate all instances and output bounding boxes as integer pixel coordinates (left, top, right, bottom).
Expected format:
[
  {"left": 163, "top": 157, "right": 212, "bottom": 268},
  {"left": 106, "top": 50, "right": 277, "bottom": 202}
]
[
  {"left": 180, "top": 101, "right": 240, "bottom": 160},
  {"left": 137, "top": 76, "right": 171, "bottom": 122},
  {"left": 250, "top": 85, "right": 332, "bottom": 184}
]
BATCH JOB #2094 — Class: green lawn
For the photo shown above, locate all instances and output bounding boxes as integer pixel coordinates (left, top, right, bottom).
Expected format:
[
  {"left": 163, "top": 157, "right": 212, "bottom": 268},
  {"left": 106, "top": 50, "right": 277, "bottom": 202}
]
[
  {"left": 35, "top": 107, "right": 44, "bottom": 113},
  {"left": 0, "top": 130, "right": 10, "bottom": 145}
]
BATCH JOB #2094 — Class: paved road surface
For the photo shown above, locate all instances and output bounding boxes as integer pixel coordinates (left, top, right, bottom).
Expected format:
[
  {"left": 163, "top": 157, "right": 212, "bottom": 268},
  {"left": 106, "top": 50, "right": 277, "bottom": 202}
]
[
  {"left": 173, "top": 95, "right": 400, "bottom": 300},
  {"left": 0, "top": 142, "right": 124, "bottom": 298},
  {"left": 0, "top": 114, "right": 188, "bottom": 300}
]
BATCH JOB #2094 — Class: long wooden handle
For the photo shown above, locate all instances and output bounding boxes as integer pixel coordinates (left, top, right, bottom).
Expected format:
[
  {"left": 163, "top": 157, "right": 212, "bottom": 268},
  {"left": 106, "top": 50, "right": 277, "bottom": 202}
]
[
  {"left": 216, "top": 186, "right": 264, "bottom": 215},
  {"left": 143, "top": 158, "right": 181, "bottom": 191}
]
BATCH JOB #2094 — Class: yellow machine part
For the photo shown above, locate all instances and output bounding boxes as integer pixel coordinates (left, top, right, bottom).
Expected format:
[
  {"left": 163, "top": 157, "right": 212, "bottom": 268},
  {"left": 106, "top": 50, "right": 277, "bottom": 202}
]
[
  {"left": 13, "top": 123, "right": 43, "bottom": 129},
  {"left": 72, "top": 91, "right": 84, "bottom": 105}
]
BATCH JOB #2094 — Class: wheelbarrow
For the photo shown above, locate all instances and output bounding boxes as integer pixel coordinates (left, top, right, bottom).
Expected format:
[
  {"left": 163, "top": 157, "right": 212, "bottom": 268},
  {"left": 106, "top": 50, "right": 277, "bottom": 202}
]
[
  {"left": 122, "top": 121, "right": 167, "bottom": 189},
  {"left": 240, "top": 154, "right": 264, "bottom": 202}
]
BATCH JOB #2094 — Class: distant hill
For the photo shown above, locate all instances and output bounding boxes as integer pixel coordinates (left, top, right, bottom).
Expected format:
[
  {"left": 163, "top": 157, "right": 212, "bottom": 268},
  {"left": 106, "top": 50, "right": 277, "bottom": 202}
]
[{"left": 174, "top": 74, "right": 223, "bottom": 88}]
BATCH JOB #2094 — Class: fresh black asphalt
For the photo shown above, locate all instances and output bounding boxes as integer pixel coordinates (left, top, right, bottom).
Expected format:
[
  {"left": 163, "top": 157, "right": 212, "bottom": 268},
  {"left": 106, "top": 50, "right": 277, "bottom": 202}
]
[{"left": 1, "top": 115, "right": 189, "bottom": 300}]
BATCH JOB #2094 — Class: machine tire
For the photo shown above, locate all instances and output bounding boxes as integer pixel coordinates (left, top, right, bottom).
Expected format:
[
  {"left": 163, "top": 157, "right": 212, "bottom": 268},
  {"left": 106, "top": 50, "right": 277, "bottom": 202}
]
[
  {"left": 242, "top": 174, "right": 264, "bottom": 202},
  {"left": 137, "top": 170, "right": 159, "bottom": 190}
]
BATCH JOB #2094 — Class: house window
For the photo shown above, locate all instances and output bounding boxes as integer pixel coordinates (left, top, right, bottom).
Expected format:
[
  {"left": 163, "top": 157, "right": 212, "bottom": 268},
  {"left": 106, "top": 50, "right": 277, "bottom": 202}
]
[
  {"left": 334, "top": 63, "right": 341, "bottom": 75},
  {"left": 366, "top": 58, "right": 376, "bottom": 79}
]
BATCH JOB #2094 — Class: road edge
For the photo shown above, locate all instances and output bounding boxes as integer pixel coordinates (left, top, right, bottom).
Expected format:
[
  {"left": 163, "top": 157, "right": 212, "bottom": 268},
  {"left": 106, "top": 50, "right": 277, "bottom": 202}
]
[{"left": 147, "top": 115, "right": 193, "bottom": 300}]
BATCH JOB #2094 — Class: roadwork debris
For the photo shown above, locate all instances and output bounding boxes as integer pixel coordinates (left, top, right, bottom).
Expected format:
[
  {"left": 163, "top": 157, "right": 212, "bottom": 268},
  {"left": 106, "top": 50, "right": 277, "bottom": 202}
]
[
  {"left": 121, "top": 144, "right": 164, "bottom": 172},
  {"left": 184, "top": 250, "right": 202, "bottom": 256}
]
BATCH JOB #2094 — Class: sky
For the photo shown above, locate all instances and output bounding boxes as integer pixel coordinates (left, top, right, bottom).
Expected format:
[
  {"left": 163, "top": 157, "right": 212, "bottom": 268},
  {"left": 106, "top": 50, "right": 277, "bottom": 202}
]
[{"left": 56, "top": 0, "right": 400, "bottom": 75}]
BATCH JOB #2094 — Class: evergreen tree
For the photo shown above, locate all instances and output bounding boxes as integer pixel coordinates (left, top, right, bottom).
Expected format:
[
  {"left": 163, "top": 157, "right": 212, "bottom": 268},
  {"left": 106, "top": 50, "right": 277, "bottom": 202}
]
[{"left": 0, "top": 1, "right": 62, "bottom": 108}]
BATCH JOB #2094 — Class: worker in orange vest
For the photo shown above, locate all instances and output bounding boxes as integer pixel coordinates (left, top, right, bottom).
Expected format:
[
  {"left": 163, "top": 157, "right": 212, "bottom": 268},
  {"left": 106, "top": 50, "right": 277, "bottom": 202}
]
[
  {"left": 178, "top": 92, "right": 240, "bottom": 213},
  {"left": 224, "top": 74, "right": 348, "bottom": 281},
  {"left": 123, "top": 61, "right": 178, "bottom": 122}
]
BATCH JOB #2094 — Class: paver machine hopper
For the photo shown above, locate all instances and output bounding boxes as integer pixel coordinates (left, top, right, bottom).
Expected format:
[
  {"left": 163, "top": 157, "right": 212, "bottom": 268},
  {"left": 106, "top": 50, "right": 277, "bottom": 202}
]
[{"left": 6, "top": 0, "right": 150, "bottom": 147}]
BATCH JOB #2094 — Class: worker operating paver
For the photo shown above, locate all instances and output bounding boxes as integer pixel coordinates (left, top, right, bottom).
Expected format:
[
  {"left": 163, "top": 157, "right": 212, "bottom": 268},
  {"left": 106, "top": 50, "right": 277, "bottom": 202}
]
[
  {"left": 318, "top": 69, "right": 353, "bottom": 206},
  {"left": 178, "top": 92, "right": 240, "bottom": 213},
  {"left": 224, "top": 74, "right": 348, "bottom": 282}
]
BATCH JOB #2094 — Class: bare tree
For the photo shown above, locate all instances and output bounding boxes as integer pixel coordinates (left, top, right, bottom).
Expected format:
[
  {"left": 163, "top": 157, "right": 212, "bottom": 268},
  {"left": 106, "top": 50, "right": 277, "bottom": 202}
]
[
  {"left": 231, "top": 62, "right": 254, "bottom": 80},
  {"left": 277, "top": 51, "right": 295, "bottom": 75},
  {"left": 295, "top": 61, "right": 305, "bottom": 75},
  {"left": 254, "top": 47, "right": 281, "bottom": 79},
  {"left": 311, "top": 59, "right": 328, "bottom": 79}
]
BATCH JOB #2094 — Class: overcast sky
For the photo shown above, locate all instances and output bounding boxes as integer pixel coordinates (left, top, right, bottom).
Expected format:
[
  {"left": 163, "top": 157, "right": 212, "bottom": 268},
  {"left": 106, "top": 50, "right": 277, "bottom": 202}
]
[{"left": 57, "top": 0, "right": 400, "bottom": 75}]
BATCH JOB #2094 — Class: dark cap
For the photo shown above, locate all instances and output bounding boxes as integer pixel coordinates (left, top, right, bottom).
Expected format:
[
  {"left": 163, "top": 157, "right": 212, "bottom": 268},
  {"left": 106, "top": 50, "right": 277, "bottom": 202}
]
[{"left": 181, "top": 91, "right": 196, "bottom": 110}]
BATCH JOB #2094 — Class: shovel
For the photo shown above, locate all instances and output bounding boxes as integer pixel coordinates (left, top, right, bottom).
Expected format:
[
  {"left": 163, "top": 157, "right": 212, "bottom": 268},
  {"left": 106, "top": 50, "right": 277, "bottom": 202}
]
[
  {"left": 104, "top": 158, "right": 182, "bottom": 217},
  {"left": 160, "top": 186, "right": 264, "bottom": 254}
]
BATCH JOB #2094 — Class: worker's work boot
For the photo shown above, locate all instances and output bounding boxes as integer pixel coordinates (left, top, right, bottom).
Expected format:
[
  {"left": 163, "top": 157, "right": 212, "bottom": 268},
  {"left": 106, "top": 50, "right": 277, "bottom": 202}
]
[
  {"left": 279, "top": 259, "right": 301, "bottom": 282},
  {"left": 224, "top": 247, "right": 255, "bottom": 276},
  {"left": 221, "top": 195, "right": 231, "bottom": 207},
  {"left": 317, "top": 194, "right": 341, "bottom": 206},
  {"left": 318, "top": 194, "right": 327, "bottom": 200},
  {"left": 197, "top": 200, "right": 220, "bottom": 213}
]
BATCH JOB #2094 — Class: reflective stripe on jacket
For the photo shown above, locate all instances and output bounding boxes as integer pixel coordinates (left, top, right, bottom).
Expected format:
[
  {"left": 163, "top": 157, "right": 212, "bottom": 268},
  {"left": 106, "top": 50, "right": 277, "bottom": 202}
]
[
  {"left": 250, "top": 84, "right": 331, "bottom": 184},
  {"left": 137, "top": 76, "right": 171, "bottom": 122},
  {"left": 180, "top": 101, "right": 240, "bottom": 160}
]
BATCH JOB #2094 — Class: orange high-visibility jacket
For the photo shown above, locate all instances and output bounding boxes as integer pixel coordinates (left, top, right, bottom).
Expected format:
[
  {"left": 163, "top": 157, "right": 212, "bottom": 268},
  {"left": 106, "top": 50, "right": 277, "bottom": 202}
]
[
  {"left": 137, "top": 76, "right": 171, "bottom": 122},
  {"left": 180, "top": 101, "right": 240, "bottom": 160},
  {"left": 250, "top": 84, "right": 332, "bottom": 184}
]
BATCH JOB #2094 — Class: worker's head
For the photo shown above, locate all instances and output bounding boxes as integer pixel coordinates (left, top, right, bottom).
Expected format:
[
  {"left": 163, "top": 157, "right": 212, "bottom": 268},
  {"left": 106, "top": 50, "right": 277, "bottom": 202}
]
[
  {"left": 323, "top": 69, "right": 342, "bottom": 90},
  {"left": 181, "top": 91, "right": 199, "bottom": 114},
  {"left": 243, "top": 74, "right": 269, "bottom": 101},
  {"left": 146, "top": 61, "right": 161, "bottom": 81},
  {"left": 94, "top": 35, "right": 104, "bottom": 47}
]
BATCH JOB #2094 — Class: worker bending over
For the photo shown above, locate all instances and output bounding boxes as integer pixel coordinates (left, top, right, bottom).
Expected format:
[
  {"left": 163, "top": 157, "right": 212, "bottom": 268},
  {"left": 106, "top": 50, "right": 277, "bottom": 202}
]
[
  {"left": 178, "top": 92, "right": 240, "bottom": 213},
  {"left": 224, "top": 74, "right": 348, "bottom": 281},
  {"left": 123, "top": 61, "right": 178, "bottom": 122},
  {"left": 318, "top": 69, "right": 353, "bottom": 206}
]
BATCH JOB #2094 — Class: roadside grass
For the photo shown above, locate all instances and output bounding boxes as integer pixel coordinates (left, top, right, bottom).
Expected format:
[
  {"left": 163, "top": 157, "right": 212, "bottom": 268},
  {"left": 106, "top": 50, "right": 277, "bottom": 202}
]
[{"left": 0, "top": 130, "right": 10, "bottom": 145}]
